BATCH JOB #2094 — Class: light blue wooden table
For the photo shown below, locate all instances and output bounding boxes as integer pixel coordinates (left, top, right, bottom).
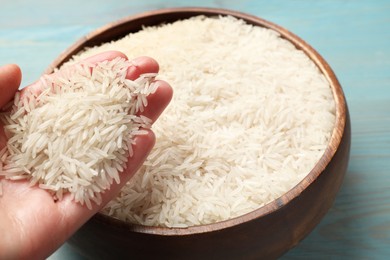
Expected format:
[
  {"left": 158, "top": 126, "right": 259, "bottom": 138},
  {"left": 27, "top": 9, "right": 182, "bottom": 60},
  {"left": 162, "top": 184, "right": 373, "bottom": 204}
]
[{"left": 1, "top": 1, "right": 389, "bottom": 259}]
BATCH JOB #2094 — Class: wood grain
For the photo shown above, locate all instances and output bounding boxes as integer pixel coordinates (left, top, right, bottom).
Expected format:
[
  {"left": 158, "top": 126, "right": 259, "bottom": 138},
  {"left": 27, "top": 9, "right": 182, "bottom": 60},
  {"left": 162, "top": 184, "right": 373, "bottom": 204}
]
[{"left": 1, "top": 1, "right": 389, "bottom": 259}]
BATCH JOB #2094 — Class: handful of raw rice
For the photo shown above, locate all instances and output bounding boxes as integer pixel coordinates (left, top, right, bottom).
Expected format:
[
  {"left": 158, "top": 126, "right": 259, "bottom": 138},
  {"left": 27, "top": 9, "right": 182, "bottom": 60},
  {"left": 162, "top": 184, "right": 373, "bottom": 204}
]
[{"left": 0, "top": 57, "right": 158, "bottom": 208}]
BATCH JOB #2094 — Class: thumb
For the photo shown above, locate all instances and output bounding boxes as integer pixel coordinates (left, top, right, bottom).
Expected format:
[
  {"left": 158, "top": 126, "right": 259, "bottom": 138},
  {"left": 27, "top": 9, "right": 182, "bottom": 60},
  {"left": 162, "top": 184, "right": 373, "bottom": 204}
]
[{"left": 0, "top": 64, "right": 22, "bottom": 108}]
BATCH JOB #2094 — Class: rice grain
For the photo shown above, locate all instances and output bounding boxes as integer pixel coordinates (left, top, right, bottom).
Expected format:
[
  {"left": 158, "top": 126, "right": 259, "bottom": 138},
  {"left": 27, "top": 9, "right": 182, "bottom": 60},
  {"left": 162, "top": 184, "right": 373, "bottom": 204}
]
[
  {"left": 70, "top": 16, "right": 335, "bottom": 227},
  {"left": 0, "top": 57, "right": 157, "bottom": 208}
]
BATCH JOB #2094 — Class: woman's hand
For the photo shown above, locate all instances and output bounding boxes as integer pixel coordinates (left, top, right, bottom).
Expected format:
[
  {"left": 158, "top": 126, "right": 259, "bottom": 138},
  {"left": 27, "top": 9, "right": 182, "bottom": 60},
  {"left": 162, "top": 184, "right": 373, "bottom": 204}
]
[{"left": 0, "top": 51, "right": 172, "bottom": 260}]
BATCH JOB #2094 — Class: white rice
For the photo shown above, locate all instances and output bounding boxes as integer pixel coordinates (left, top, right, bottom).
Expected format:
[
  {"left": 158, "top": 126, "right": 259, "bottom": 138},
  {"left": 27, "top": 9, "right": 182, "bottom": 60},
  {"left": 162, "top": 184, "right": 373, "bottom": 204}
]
[
  {"left": 0, "top": 57, "right": 157, "bottom": 208},
  {"left": 66, "top": 15, "right": 336, "bottom": 227},
  {"left": 1, "top": 15, "right": 336, "bottom": 227},
  {"left": 114, "top": 16, "right": 335, "bottom": 227}
]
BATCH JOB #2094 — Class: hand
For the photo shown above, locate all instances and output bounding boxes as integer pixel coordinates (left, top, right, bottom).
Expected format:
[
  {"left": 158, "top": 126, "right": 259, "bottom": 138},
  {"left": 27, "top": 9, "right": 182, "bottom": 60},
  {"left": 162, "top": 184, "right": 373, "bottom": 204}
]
[{"left": 0, "top": 51, "right": 172, "bottom": 260}]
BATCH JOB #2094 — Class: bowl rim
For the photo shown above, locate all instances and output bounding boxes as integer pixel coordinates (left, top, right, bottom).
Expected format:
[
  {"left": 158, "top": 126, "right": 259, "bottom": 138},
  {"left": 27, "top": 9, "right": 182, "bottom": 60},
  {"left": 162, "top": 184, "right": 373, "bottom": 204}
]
[{"left": 47, "top": 7, "right": 347, "bottom": 236}]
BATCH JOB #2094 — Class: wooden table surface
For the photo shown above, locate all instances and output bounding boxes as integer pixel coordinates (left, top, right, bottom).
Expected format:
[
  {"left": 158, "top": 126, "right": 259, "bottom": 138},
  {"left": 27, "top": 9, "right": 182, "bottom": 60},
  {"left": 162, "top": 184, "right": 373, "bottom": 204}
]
[{"left": 1, "top": 1, "right": 389, "bottom": 259}]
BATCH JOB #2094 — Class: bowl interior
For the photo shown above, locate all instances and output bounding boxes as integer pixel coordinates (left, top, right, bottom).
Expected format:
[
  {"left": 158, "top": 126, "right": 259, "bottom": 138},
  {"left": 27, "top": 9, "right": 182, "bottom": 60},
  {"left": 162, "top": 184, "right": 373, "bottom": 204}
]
[{"left": 47, "top": 7, "right": 347, "bottom": 236}]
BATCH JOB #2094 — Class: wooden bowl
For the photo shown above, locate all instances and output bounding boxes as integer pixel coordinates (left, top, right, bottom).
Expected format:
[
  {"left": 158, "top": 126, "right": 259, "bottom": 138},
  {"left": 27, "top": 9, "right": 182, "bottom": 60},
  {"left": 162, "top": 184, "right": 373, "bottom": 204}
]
[{"left": 47, "top": 7, "right": 351, "bottom": 259}]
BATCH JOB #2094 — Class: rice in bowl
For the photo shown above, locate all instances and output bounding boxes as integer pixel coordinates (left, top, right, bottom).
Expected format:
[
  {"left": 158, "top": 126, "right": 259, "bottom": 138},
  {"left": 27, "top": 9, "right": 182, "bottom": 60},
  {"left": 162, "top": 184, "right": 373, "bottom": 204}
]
[{"left": 66, "top": 15, "right": 336, "bottom": 227}]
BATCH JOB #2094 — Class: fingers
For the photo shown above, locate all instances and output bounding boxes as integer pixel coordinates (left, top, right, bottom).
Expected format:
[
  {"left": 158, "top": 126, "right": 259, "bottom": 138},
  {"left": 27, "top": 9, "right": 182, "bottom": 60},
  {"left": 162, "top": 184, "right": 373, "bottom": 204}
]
[
  {"left": 0, "top": 64, "right": 21, "bottom": 149},
  {"left": 139, "top": 80, "right": 173, "bottom": 123},
  {"left": 126, "top": 56, "right": 159, "bottom": 80},
  {"left": 0, "top": 64, "right": 21, "bottom": 108},
  {"left": 14, "top": 51, "right": 173, "bottom": 220},
  {"left": 53, "top": 52, "right": 171, "bottom": 220},
  {"left": 124, "top": 56, "right": 171, "bottom": 123},
  {"left": 21, "top": 51, "right": 160, "bottom": 97},
  {"left": 83, "top": 50, "right": 127, "bottom": 64},
  {"left": 57, "top": 79, "right": 172, "bottom": 227},
  {"left": 101, "top": 130, "right": 156, "bottom": 206},
  {"left": 22, "top": 51, "right": 171, "bottom": 125},
  {"left": 58, "top": 130, "right": 156, "bottom": 227},
  {"left": 82, "top": 52, "right": 159, "bottom": 79},
  {"left": 21, "top": 51, "right": 129, "bottom": 96}
]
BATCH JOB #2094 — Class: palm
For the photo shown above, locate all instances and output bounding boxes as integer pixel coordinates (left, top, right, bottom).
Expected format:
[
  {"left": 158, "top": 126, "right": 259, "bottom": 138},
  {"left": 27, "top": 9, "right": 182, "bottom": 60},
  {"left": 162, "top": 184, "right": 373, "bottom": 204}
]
[{"left": 0, "top": 52, "right": 172, "bottom": 259}]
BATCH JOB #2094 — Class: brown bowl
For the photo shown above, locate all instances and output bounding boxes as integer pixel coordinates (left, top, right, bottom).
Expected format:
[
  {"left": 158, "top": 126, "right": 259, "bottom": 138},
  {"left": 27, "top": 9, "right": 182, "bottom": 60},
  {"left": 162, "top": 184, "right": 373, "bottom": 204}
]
[{"left": 47, "top": 7, "right": 351, "bottom": 260}]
